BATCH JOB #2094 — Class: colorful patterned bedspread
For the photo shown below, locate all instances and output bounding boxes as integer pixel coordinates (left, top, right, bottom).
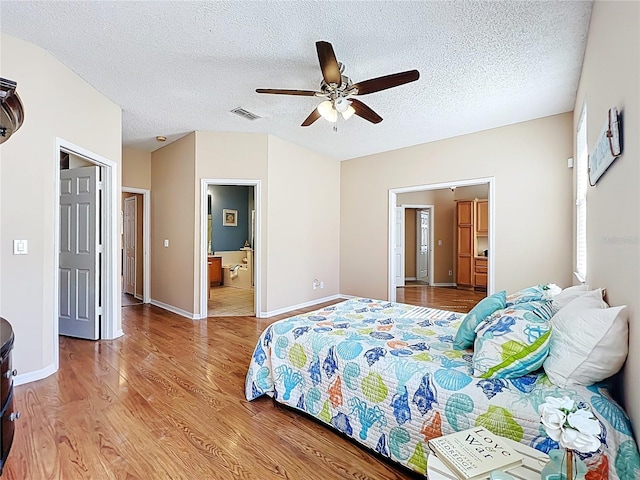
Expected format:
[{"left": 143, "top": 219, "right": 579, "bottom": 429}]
[{"left": 245, "top": 298, "right": 639, "bottom": 479}]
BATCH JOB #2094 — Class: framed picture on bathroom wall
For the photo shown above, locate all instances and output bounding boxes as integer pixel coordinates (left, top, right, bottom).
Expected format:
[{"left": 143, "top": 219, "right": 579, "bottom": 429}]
[{"left": 223, "top": 209, "right": 237, "bottom": 226}]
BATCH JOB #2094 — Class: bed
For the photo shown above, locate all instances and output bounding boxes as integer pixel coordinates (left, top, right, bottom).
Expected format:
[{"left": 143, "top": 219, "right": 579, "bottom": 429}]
[{"left": 245, "top": 297, "right": 639, "bottom": 479}]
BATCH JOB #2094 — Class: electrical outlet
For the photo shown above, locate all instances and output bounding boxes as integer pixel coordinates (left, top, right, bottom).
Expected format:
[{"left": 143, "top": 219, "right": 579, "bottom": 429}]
[
  {"left": 449, "top": 270, "right": 452, "bottom": 276},
  {"left": 313, "top": 282, "right": 317, "bottom": 290},
  {"left": 320, "top": 281, "right": 324, "bottom": 289}
]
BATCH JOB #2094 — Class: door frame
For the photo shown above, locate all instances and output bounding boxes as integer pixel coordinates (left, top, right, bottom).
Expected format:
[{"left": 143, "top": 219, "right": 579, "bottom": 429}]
[
  {"left": 199, "top": 179, "right": 261, "bottom": 318},
  {"left": 394, "top": 206, "right": 405, "bottom": 287},
  {"left": 122, "top": 187, "right": 151, "bottom": 303},
  {"left": 54, "top": 138, "right": 121, "bottom": 368},
  {"left": 388, "top": 177, "right": 495, "bottom": 302}
]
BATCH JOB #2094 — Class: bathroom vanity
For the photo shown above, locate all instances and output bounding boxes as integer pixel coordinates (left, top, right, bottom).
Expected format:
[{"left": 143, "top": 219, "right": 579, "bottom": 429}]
[{"left": 208, "top": 255, "right": 222, "bottom": 287}]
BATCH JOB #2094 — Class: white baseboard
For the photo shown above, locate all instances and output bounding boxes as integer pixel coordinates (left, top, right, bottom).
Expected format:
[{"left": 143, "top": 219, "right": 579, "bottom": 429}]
[
  {"left": 405, "top": 277, "right": 417, "bottom": 281},
  {"left": 14, "top": 363, "right": 57, "bottom": 386},
  {"left": 432, "top": 282, "right": 457, "bottom": 287},
  {"left": 134, "top": 294, "right": 144, "bottom": 301},
  {"left": 260, "top": 294, "right": 347, "bottom": 318},
  {"left": 339, "top": 294, "right": 357, "bottom": 300},
  {"left": 150, "top": 298, "right": 200, "bottom": 320}
]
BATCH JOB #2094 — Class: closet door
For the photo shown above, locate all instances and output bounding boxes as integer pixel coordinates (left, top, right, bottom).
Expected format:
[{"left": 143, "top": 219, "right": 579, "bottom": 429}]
[{"left": 456, "top": 201, "right": 474, "bottom": 288}]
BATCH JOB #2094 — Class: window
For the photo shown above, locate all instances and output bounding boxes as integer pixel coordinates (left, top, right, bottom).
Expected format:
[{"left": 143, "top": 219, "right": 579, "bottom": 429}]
[{"left": 575, "top": 104, "right": 587, "bottom": 281}]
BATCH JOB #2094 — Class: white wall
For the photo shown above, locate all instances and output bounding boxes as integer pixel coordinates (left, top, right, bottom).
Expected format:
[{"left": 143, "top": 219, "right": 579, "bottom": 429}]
[
  {"left": 340, "top": 113, "right": 574, "bottom": 300},
  {"left": 573, "top": 0, "right": 640, "bottom": 431},
  {"left": 0, "top": 34, "right": 121, "bottom": 379}
]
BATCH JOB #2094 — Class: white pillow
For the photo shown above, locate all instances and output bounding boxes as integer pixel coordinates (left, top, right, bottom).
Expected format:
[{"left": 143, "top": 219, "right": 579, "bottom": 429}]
[
  {"left": 544, "top": 288, "right": 628, "bottom": 387},
  {"left": 551, "top": 284, "right": 591, "bottom": 311}
]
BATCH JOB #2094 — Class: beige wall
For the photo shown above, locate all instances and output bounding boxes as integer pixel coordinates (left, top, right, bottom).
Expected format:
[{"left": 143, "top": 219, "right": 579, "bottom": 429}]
[
  {"left": 574, "top": 1, "right": 640, "bottom": 430},
  {"left": 0, "top": 34, "right": 121, "bottom": 377},
  {"left": 151, "top": 131, "right": 339, "bottom": 317},
  {"left": 266, "top": 136, "right": 340, "bottom": 312},
  {"left": 151, "top": 133, "right": 196, "bottom": 313},
  {"left": 194, "top": 131, "right": 269, "bottom": 313},
  {"left": 122, "top": 147, "right": 151, "bottom": 190},
  {"left": 340, "top": 113, "right": 574, "bottom": 299}
]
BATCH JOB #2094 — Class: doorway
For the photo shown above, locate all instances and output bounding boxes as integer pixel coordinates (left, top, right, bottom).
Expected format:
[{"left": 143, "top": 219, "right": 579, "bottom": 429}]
[
  {"left": 200, "top": 179, "right": 261, "bottom": 318},
  {"left": 398, "top": 204, "right": 434, "bottom": 287},
  {"left": 54, "top": 139, "right": 120, "bottom": 362},
  {"left": 388, "top": 177, "right": 495, "bottom": 303},
  {"left": 121, "top": 187, "right": 150, "bottom": 306},
  {"left": 417, "top": 209, "right": 431, "bottom": 283}
]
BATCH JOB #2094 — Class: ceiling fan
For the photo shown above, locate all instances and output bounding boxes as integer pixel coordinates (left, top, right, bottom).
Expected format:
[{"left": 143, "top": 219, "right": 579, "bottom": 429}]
[{"left": 256, "top": 41, "right": 419, "bottom": 127}]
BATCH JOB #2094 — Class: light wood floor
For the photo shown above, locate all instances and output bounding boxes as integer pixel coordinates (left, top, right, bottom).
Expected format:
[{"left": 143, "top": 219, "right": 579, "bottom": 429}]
[
  {"left": 5, "top": 288, "right": 481, "bottom": 479},
  {"left": 397, "top": 285, "right": 486, "bottom": 313}
]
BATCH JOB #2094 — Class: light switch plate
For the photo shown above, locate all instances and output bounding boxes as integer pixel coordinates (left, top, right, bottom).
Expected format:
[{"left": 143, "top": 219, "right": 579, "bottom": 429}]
[{"left": 13, "top": 239, "right": 28, "bottom": 255}]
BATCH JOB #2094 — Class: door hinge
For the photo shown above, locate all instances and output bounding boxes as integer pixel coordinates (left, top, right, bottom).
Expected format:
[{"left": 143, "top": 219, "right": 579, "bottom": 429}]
[
  {"left": 98, "top": 181, "right": 104, "bottom": 190},
  {"left": 97, "top": 244, "right": 104, "bottom": 253},
  {"left": 97, "top": 306, "right": 104, "bottom": 315}
]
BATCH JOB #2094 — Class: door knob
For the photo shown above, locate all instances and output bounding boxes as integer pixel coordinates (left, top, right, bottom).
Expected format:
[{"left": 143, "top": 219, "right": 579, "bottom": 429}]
[{"left": 9, "top": 411, "right": 20, "bottom": 421}]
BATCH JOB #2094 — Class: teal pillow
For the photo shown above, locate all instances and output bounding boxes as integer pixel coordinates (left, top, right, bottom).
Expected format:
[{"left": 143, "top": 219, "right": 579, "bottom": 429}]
[{"left": 453, "top": 291, "right": 506, "bottom": 350}]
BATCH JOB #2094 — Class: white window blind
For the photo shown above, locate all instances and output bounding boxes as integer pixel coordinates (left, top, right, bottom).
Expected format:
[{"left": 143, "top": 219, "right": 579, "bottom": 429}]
[{"left": 576, "top": 104, "right": 588, "bottom": 281}]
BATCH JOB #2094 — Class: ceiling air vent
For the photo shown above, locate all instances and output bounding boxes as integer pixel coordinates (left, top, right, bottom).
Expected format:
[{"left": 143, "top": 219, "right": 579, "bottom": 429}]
[{"left": 230, "top": 107, "right": 260, "bottom": 121}]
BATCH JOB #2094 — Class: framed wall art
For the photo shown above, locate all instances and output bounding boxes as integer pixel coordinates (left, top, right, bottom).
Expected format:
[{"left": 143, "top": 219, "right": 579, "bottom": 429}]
[{"left": 223, "top": 209, "right": 237, "bottom": 226}]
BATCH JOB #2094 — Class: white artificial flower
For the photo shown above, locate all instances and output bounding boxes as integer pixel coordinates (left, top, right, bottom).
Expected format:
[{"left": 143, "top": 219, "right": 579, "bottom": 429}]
[
  {"left": 539, "top": 396, "right": 602, "bottom": 454},
  {"left": 560, "top": 426, "right": 601, "bottom": 453},
  {"left": 542, "top": 396, "right": 575, "bottom": 411},
  {"left": 539, "top": 404, "right": 566, "bottom": 432},
  {"left": 567, "top": 409, "right": 601, "bottom": 436}
]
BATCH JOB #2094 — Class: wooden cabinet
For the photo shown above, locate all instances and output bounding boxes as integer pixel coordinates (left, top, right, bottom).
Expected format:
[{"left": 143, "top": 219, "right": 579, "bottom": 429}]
[
  {"left": 476, "top": 200, "right": 488, "bottom": 236},
  {"left": 474, "top": 257, "right": 487, "bottom": 289},
  {"left": 208, "top": 256, "right": 222, "bottom": 287},
  {"left": 0, "top": 318, "right": 18, "bottom": 475},
  {"left": 456, "top": 199, "right": 489, "bottom": 290},
  {"left": 456, "top": 201, "right": 474, "bottom": 288}
]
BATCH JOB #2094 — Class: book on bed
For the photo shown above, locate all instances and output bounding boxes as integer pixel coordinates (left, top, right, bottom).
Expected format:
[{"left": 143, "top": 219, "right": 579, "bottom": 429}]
[{"left": 428, "top": 427, "right": 523, "bottom": 480}]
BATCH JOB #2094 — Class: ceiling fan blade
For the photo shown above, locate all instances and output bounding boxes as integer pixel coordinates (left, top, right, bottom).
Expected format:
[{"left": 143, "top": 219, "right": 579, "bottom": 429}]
[
  {"left": 316, "top": 41, "right": 342, "bottom": 85},
  {"left": 256, "top": 88, "right": 319, "bottom": 96},
  {"left": 353, "top": 70, "right": 420, "bottom": 95},
  {"left": 350, "top": 99, "right": 383, "bottom": 124},
  {"left": 301, "top": 108, "right": 321, "bottom": 127}
]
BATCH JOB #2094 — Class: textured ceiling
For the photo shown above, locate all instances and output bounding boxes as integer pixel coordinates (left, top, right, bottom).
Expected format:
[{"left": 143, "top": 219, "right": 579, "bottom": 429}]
[{"left": 0, "top": 1, "right": 592, "bottom": 160}]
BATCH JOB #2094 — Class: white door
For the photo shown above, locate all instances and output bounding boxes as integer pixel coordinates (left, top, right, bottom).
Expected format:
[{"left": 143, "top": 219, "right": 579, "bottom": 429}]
[
  {"left": 394, "top": 207, "right": 405, "bottom": 287},
  {"left": 123, "top": 195, "right": 137, "bottom": 296},
  {"left": 59, "top": 166, "right": 101, "bottom": 340},
  {"left": 417, "top": 209, "right": 430, "bottom": 284}
]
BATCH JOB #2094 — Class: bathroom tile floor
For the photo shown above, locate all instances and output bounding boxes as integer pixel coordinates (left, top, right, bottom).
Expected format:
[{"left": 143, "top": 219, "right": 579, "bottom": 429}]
[{"left": 208, "top": 285, "right": 254, "bottom": 316}]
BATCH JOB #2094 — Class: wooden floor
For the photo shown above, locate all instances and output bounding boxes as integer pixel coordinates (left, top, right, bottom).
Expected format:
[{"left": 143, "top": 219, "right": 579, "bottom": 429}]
[
  {"left": 5, "top": 288, "right": 481, "bottom": 479},
  {"left": 396, "top": 285, "right": 486, "bottom": 313}
]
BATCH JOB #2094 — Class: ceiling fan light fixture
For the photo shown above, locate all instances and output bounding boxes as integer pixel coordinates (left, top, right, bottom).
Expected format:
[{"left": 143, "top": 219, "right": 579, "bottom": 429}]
[
  {"left": 341, "top": 105, "right": 356, "bottom": 120},
  {"left": 334, "top": 97, "right": 350, "bottom": 113},
  {"left": 317, "top": 100, "right": 338, "bottom": 122}
]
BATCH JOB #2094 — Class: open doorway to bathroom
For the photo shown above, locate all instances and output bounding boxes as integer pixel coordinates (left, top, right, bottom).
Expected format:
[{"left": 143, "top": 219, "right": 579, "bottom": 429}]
[{"left": 203, "top": 182, "right": 257, "bottom": 316}]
